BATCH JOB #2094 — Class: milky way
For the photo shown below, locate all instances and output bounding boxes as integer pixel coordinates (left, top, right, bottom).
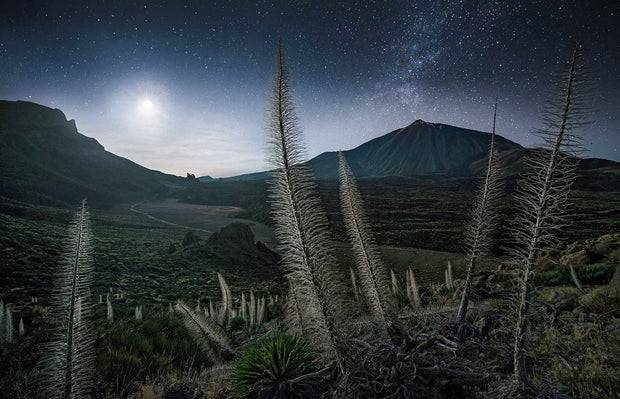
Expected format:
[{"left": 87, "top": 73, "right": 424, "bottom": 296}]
[{"left": 1, "top": 0, "right": 617, "bottom": 176}]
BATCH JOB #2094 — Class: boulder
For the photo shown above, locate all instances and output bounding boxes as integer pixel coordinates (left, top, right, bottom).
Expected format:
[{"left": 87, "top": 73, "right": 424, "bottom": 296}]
[
  {"left": 182, "top": 231, "right": 201, "bottom": 247},
  {"left": 590, "top": 234, "right": 618, "bottom": 255},
  {"left": 206, "top": 222, "right": 254, "bottom": 251},
  {"left": 163, "top": 381, "right": 197, "bottom": 399},
  {"left": 560, "top": 250, "right": 590, "bottom": 267}
]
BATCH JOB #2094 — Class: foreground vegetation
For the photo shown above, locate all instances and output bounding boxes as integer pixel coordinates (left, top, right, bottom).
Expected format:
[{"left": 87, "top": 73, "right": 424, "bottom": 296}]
[{"left": 1, "top": 207, "right": 617, "bottom": 398}]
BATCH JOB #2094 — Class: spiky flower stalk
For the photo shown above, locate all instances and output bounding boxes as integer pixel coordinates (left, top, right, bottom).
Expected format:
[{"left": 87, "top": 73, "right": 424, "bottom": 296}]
[
  {"left": 265, "top": 38, "right": 349, "bottom": 368},
  {"left": 135, "top": 305, "right": 143, "bottom": 321},
  {"left": 106, "top": 295, "right": 113, "bottom": 322},
  {"left": 256, "top": 297, "right": 266, "bottom": 326},
  {"left": 446, "top": 261, "right": 454, "bottom": 290},
  {"left": 349, "top": 267, "right": 360, "bottom": 302},
  {"left": 509, "top": 44, "right": 588, "bottom": 388},
  {"left": 240, "top": 292, "right": 247, "bottom": 321},
  {"left": 38, "top": 199, "right": 94, "bottom": 399},
  {"left": 75, "top": 297, "right": 82, "bottom": 325},
  {"left": 390, "top": 270, "right": 402, "bottom": 297},
  {"left": 249, "top": 291, "right": 256, "bottom": 328},
  {"left": 5, "top": 307, "right": 13, "bottom": 343},
  {"left": 175, "top": 301, "right": 234, "bottom": 361},
  {"left": 217, "top": 273, "right": 232, "bottom": 327},
  {"left": 18, "top": 317, "right": 25, "bottom": 337},
  {"left": 457, "top": 100, "right": 504, "bottom": 323},
  {"left": 339, "top": 152, "right": 394, "bottom": 336},
  {"left": 209, "top": 299, "right": 215, "bottom": 320},
  {"left": 284, "top": 284, "right": 304, "bottom": 334},
  {"left": 406, "top": 268, "right": 421, "bottom": 309},
  {"left": 0, "top": 300, "right": 4, "bottom": 343},
  {"left": 569, "top": 265, "right": 583, "bottom": 291}
]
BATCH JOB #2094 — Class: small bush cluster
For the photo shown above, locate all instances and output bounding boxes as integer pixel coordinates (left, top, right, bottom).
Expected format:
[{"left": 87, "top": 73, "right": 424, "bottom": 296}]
[
  {"left": 230, "top": 333, "right": 322, "bottom": 399},
  {"left": 533, "top": 263, "right": 616, "bottom": 287}
]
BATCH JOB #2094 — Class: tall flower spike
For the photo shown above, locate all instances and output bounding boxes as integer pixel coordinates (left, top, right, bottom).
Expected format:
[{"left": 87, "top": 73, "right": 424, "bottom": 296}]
[
  {"left": 349, "top": 267, "right": 360, "bottom": 302},
  {"left": 406, "top": 268, "right": 421, "bottom": 309},
  {"left": 265, "top": 38, "right": 350, "bottom": 369},
  {"left": 175, "top": 301, "right": 234, "bottom": 362},
  {"left": 339, "top": 152, "right": 394, "bottom": 336},
  {"left": 508, "top": 43, "right": 589, "bottom": 389},
  {"left": 457, "top": 98, "right": 504, "bottom": 323},
  {"left": 217, "top": 273, "right": 232, "bottom": 327},
  {"left": 37, "top": 199, "right": 95, "bottom": 399}
]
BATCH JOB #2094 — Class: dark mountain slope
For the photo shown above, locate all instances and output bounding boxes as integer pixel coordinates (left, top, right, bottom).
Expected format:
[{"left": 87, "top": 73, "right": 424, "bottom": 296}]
[
  {"left": 0, "top": 100, "right": 187, "bottom": 207},
  {"left": 309, "top": 120, "right": 522, "bottom": 179}
]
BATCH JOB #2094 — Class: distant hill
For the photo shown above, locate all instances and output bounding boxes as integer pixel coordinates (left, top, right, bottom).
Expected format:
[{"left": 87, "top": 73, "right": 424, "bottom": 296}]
[
  {"left": 207, "top": 120, "right": 619, "bottom": 188},
  {"left": 309, "top": 120, "right": 522, "bottom": 179},
  {"left": 0, "top": 100, "right": 188, "bottom": 207}
]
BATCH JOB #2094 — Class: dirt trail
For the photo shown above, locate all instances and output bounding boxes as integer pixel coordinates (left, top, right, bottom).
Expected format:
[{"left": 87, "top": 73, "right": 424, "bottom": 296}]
[
  {"left": 128, "top": 200, "right": 276, "bottom": 246},
  {"left": 129, "top": 201, "right": 214, "bottom": 234}
]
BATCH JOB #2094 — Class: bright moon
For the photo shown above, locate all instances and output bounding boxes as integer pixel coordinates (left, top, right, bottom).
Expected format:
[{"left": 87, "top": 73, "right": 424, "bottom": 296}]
[{"left": 140, "top": 99, "right": 153, "bottom": 113}]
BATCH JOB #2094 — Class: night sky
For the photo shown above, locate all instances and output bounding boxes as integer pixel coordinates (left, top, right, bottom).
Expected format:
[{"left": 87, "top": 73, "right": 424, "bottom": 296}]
[{"left": 1, "top": 0, "right": 618, "bottom": 177}]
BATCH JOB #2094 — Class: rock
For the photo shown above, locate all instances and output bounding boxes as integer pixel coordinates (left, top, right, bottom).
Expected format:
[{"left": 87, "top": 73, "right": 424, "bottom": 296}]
[
  {"left": 182, "top": 231, "right": 201, "bottom": 247},
  {"left": 537, "top": 247, "right": 561, "bottom": 270},
  {"left": 579, "top": 285, "right": 620, "bottom": 314},
  {"left": 256, "top": 241, "right": 281, "bottom": 262},
  {"left": 536, "top": 254, "right": 556, "bottom": 270},
  {"left": 560, "top": 250, "right": 589, "bottom": 267},
  {"left": 608, "top": 248, "right": 620, "bottom": 263},
  {"left": 609, "top": 266, "right": 620, "bottom": 287},
  {"left": 206, "top": 222, "right": 254, "bottom": 251},
  {"left": 475, "top": 311, "right": 498, "bottom": 337},
  {"left": 590, "top": 234, "right": 618, "bottom": 255},
  {"left": 168, "top": 243, "right": 178, "bottom": 254},
  {"left": 163, "top": 380, "right": 197, "bottom": 399}
]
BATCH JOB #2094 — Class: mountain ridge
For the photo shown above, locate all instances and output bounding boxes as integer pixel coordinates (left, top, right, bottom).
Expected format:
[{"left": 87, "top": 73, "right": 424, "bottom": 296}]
[
  {"left": 0, "top": 100, "right": 189, "bottom": 207},
  {"left": 204, "top": 120, "right": 618, "bottom": 183}
]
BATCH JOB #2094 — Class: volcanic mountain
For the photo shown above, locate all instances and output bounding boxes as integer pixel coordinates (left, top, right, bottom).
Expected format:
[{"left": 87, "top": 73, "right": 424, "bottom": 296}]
[
  {"left": 309, "top": 120, "right": 522, "bottom": 179},
  {"left": 0, "top": 100, "right": 188, "bottom": 207},
  {"left": 216, "top": 120, "right": 619, "bottom": 188},
  {"left": 218, "top": 120, "right": 522, "bottom": 181}
]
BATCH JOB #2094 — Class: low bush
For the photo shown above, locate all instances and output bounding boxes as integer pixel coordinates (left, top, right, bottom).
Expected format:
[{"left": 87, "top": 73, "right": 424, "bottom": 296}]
[
  {"left": 228, "top": 316, "right": 246, "bottom": 332},
  {"left": 533, "top": 263, "right": 615, "bottom": 287},
  {"left": 230, "top": 333, "right": 321, "bottom": 399},
  {"left": 95, "top": 312, "right": 212, "bottom": 397},
  {"left": 578, "top": 285, "right": 620, "bottom": 315}
]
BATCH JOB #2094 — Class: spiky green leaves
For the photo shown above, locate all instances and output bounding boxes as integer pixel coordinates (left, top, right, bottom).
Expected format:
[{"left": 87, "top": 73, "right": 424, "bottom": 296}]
[
  {"left": 37, "top": 199, "right": 95, "bottom": 399},
  {"left": 265, "top": 39, "right": 349, "bottom": 368},
  {"left": 230, "top": 333, "right": 321, "bottom": 399},
  {"left": 339, "top": 152, "right": 394, "bottom": 337}
]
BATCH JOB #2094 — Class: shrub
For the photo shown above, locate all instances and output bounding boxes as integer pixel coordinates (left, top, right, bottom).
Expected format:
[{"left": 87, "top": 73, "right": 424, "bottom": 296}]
[
  {"left": 96, "top": 313, "right": 212, "bottom": 396},
  {"left": 579, "top": 285, "right": 620, "bottom": 315},
  {"left": 230, "top": 333, "right": 321, "bottom": 399},
  {"left": 530, "top": 324, "right": 620, "bottom": 398},
  {"left": 228, "top": 316, "right": 246, "bottom": 332},
  {"left": 533, "top": 263, "right": 615, "bottom": 287}
]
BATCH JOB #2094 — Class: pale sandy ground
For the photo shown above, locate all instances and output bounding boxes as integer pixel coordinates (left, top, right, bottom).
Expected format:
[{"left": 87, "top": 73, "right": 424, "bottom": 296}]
[{"left": 129, "top": 199, "right": 276, "bottom": 247}]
